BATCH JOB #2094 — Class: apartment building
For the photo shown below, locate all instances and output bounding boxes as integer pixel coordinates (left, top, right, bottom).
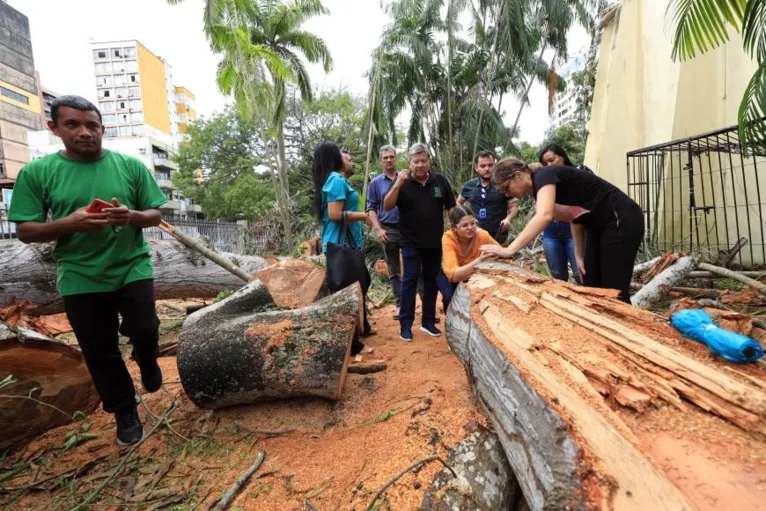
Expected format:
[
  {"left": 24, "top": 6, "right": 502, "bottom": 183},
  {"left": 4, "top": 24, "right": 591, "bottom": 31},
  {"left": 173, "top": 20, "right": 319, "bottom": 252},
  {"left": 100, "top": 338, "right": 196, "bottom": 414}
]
[
  {"left": 0, "top": 1, "right": 42, "bottom": 196},
  {"left": 175, "top": 86, "right": 197, "bottom": 135},
  {"left": 34, "top": 72, "right": 58, "bottom": 123},
  {"left": 549, "top": 51, "right": 587, "bottom": 130},
  {"left": 88, "top": 40, "right": 201, "bottom": 218}
]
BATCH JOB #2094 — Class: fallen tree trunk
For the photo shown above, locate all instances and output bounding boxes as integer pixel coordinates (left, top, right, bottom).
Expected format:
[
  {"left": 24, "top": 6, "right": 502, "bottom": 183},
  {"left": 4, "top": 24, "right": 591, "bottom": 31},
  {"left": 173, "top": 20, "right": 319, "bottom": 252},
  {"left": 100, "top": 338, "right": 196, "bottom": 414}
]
[
  {"left": 0, "top": 321, "right": 100, "bottom": 450},
  {"left": 445, "top": 264, "right": 766, "bottom": 510},
  {"left": 631, "top": 256, "right": 698, "bottom": 308},
  {"left": 632, "top": 256, "right": 661, "bottom": 276},
  {"left": 177, "top": 280, "right": 363, "bottom": 409},
  {"left": 0, "top": 240, "right": 268, "bottom": 315}
]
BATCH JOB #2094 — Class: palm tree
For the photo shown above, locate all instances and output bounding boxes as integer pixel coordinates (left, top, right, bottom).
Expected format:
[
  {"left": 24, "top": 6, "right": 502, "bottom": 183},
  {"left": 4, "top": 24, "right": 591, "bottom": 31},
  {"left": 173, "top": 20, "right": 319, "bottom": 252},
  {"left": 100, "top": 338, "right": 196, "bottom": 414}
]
[
  {"left": 667, "top": 0, "right": 766, "bottom": 152},
  {"left": 172, "top": 0, "right": 333, "bottom": 251}
]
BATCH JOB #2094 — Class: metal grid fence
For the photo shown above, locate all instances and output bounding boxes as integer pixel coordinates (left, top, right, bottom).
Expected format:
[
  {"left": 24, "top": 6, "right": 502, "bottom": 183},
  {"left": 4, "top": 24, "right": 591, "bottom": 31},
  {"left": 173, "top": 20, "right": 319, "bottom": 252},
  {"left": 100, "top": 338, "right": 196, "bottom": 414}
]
[{"left": 627, "top": 123, "right": 766, "bottom": 267}]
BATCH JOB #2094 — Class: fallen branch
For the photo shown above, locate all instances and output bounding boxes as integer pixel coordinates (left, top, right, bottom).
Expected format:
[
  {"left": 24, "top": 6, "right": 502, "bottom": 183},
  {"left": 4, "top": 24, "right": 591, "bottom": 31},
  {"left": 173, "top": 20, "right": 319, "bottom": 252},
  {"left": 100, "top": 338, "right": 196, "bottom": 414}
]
[
  {"left": 348, "top": 361, "right": 388, "bottom": 374},
  {"left": 631, "top": 256, "right": 698, "bottom": 308},
  {"left": 68, "top": 397, "right": 179, "bottom": 511},
  {"left": 365, "top": 455, "right": 455, "bottom": 511},
  {"left": 632, "top": 256, "right": 662, "bottom": 276},
  {"left": 698, "top": 263, "right": 766, "bottom": 296},
  {"left": 0, "top": 454, "right": 109, "bottom": 492},
  {"left": 688, "top": 271, "right": 766, "bottom": 279},
  {"left": 231, "top": 422, "right": 295, "bottom": 438},
  {"left": 716, "top": 237, "right": 748, "bottom": 268},
  {"left": 630, "top": 283, "right": 722, "bottom": 298},
  {"left": 207, "top": 451, "right": 266, "bottom": 511}
]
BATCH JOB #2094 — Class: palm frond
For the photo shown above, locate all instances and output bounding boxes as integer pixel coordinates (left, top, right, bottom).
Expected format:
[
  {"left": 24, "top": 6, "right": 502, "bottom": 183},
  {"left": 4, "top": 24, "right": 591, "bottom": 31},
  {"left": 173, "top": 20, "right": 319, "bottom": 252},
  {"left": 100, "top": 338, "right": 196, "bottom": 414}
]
[
  {"left": 278, "top": 30, "right": 333, "bottom": 71},
  {"left": 667, "top": 0, "right": 746, "bottom": 60},
  {"left": 738, "top": 61, "right": 766, "bottom": 153}
]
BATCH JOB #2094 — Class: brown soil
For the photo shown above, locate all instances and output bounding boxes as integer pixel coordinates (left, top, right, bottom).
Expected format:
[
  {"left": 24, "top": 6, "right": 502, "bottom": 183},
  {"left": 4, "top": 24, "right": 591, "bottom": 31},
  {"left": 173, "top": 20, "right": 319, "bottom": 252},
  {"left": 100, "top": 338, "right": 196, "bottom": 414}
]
[{"left": 1, "top": 302, "right": 485, "bottom": 510}]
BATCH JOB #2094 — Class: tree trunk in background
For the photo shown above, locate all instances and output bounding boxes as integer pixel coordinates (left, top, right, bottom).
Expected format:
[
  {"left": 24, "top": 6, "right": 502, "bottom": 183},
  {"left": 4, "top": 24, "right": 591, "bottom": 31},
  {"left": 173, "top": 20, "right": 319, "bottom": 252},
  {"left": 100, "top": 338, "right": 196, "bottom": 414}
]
[
  {"left": 0, "top": 241, "right": 268, "bottom": 315},
  {"left": 275, "top": 123, "right": 294, "bottom": 252},
  {"left": 0, "top": 320, "right": 100, "bottom": 450},
  {"left": 177, "top": 281, "right": 362, "bottom": 409}
]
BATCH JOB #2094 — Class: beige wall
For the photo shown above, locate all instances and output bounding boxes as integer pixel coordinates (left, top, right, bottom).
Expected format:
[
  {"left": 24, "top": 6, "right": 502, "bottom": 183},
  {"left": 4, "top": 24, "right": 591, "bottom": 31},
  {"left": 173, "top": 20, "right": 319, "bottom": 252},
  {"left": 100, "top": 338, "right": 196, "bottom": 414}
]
[{"left": 584, "top": 0, "right": 763, "bottom": 265}]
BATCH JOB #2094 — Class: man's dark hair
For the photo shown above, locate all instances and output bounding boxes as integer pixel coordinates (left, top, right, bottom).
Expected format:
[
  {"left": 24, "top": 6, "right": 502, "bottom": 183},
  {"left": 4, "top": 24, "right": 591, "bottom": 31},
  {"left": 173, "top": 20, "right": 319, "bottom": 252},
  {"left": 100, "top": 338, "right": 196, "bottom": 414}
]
[
  {"left": 51, "top": 95, "right": 102, "bottom": 124},
  {"left": 473, "top": 150, "right": 496, "bottom": 165}
]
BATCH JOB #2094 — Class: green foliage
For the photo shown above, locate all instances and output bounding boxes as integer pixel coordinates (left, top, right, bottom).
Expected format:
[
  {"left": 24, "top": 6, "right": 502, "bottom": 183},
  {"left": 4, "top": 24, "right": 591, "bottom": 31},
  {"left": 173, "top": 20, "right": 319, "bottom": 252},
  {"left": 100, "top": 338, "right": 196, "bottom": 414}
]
[
  {"left": 511, "top": 122, "right": 588, "bottom": 166},
  {"left": 173, "top": 107, "right": 275, "bottom": 221},
  {"left": 667, "top": 0, "right": 766, "bottom": 152},
  {"left": 214, "top": 289, "right": 233, "bottom": 302}
]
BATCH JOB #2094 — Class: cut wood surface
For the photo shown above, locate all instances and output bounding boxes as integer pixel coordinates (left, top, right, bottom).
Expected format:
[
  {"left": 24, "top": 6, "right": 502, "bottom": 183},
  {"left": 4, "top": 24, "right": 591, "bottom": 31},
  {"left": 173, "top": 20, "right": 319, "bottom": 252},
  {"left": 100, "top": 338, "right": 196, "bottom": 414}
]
[
  {"left": 0, "top": 321, "right": 100, "bottom": 450},
  {"left": 631, "top": 256, "right": 698, "bottom": 308},
  {"left": 178, "top": 280, "right": 363, "bottom": 409},
  {"left": 252, "top": 259, "right": 328, "bottom": 309},
  {"left": 0, "top": 240, "right": 268, "bottom": 315},
  {"left": 445, "top": 263, "right": 766, "bottom": 510}
]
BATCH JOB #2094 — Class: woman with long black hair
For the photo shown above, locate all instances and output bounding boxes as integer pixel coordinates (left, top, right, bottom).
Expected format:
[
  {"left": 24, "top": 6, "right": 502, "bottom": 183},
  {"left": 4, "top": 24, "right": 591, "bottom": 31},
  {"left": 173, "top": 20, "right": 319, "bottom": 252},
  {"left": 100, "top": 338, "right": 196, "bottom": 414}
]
[
  {"left": 312, "top": 141, "right": 373, "bottom": 354},
  {"left": 480, "top": 158, "right": 644, "bottom": 303}
]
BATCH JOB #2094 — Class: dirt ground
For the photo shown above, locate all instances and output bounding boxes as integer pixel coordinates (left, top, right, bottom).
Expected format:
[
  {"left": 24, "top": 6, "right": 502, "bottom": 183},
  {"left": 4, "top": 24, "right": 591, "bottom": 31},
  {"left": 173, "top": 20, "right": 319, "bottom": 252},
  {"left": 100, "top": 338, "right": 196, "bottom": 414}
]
[{"left": 1, "top": 302, "right": 487, "bottom": 511}]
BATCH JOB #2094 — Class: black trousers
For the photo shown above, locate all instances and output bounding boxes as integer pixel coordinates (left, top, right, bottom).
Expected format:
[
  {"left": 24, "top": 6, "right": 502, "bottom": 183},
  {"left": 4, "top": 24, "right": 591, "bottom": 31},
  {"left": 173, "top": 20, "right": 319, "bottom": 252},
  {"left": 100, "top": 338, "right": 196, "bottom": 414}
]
[
  {"left": 583, "top": 201, "right": 644, "bottom": 303},
  {"left": 63, "top": 279, "right": 160, "bottom": 413}
]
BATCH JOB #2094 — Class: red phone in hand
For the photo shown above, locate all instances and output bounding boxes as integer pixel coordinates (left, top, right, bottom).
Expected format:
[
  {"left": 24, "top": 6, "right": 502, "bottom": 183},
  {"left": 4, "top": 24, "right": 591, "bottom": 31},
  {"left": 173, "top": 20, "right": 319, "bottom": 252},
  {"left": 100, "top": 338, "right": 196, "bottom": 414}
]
[{"left": 86, "top": 198, "right": 111, "bottom": 214}]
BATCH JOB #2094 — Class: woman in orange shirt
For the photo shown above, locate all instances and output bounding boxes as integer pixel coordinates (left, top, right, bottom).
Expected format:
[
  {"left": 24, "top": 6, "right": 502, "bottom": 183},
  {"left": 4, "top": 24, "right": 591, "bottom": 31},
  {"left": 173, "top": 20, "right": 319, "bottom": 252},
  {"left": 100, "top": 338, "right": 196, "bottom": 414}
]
[{"left": 438, "top": 205, "right": 499, "bottom": 311}]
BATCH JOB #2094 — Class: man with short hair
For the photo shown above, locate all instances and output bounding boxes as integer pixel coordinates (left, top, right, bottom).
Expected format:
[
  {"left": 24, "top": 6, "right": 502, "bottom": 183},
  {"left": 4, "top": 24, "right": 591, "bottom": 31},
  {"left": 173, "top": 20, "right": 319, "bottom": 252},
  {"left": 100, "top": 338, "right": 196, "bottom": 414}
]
[
  {"left": 384, "top": 143, "right": 455, "bottom": 341},
  {"left": 458, "top": 150, "right": 517, "bottom": 243},
  {"left": 366, "top": 145, "right": 402, "bottom": 316},
  {"left": 9, "top": 95, "right": 167, "bottom": 446}
]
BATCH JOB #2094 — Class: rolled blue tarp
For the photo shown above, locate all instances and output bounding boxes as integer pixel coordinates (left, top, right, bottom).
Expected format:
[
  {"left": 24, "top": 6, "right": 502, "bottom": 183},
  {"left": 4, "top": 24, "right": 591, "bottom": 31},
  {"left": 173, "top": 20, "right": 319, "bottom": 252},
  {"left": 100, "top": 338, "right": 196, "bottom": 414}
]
[{"left": 670, "top": 309, "right": 763, "bottom": 363}]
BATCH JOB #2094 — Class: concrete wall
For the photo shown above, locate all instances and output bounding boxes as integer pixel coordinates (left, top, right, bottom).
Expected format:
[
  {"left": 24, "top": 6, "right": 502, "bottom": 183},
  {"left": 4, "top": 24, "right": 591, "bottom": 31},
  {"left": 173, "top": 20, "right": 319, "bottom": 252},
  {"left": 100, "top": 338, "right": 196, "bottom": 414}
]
[
  {"left": 137, "top": 42, "right": 171, "bottom": 135},
  {"left": 585, "top": 0, "right": 763, "bottom": 265},
  {"left": 0, "top": 2, "right": 35, "bottom": 92}
]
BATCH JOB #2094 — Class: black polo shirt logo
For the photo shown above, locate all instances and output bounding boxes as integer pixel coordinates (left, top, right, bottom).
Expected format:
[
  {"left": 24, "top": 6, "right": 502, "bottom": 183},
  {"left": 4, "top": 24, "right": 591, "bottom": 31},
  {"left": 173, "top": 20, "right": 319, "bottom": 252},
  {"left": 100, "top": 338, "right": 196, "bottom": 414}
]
[{"left": 433, "top": 186, "right": 442, "bottom": 198}]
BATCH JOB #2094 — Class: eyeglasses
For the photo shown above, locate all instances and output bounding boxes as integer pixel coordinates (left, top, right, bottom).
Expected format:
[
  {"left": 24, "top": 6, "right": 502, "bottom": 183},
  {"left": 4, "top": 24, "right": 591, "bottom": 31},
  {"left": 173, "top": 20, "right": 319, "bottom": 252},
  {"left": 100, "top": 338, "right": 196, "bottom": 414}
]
[{"left": 457, "top": 220, "right": 478, "bottom": 229}]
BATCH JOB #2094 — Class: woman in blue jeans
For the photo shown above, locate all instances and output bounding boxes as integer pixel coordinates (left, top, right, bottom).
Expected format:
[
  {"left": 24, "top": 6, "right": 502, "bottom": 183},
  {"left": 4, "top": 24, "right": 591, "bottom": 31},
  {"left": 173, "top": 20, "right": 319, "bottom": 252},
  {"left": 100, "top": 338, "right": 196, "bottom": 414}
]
[{"left": 537, "top": 144, "right": 593, "bottom": 284}]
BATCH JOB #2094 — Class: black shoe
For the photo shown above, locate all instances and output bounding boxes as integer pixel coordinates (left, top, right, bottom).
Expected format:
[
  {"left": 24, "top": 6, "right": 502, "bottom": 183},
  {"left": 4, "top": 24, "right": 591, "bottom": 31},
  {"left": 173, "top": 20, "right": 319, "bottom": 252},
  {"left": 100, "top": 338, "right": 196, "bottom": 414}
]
[
  {"left": 139, "top": 358, "right": 163, "bottom": 393},
  {"left": 115, "top": 406, "right": 144, "bottom": 446}
]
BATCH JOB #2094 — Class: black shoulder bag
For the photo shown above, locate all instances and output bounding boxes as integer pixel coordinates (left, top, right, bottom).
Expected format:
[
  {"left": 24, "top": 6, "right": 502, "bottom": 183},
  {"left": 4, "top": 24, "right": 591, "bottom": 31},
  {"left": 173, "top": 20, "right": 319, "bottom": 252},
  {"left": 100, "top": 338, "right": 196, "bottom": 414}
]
[{"left": 325, "top": 212, "right": 371, "bottom": 294}]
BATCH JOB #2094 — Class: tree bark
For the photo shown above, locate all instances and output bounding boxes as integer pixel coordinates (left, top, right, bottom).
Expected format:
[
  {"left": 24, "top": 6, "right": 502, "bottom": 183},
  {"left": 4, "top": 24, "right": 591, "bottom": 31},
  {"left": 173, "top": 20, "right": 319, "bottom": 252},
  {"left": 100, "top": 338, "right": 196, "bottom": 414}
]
[
  {"left": 0, "top": 320, "right": 100, "bottom": 450},
  {"left": 0, "top": 240, "right": 268, "bottom": 315},
  {"left": 445, "top": 263, "right": 766, "bottom": 510},
  {"left": 631, "top": 256, "right": 698, "bottom": 308},
  {"left": 177, "top": 281, "right": 363, "bottom": 409}
]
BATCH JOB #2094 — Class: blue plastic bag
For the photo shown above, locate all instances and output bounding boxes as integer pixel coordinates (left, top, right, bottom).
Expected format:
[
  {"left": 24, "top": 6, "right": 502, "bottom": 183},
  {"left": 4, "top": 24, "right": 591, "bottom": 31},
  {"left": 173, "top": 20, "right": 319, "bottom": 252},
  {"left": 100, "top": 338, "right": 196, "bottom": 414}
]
[{"left": 670, "top": 309, "right": 763, "bottom": 363}]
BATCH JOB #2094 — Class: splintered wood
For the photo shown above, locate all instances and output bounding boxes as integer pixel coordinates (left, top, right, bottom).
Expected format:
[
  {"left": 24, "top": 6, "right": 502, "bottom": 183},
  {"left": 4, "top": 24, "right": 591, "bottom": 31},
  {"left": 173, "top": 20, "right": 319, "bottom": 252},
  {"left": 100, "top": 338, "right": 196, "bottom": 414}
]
[{"left": 456, "top": 267, "right": 766, "bottom": 510}]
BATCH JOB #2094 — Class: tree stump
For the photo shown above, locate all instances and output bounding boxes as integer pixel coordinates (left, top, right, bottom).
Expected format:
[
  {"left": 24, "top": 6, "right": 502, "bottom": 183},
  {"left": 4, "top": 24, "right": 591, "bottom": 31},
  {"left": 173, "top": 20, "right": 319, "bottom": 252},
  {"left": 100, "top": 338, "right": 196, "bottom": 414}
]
[
  {"left": 177, "top": 280, "right": 363, "bottom": 409},
  {"left": 0, "top": 240, "right": 268, "bottom": 315},
  {"left": 0, "top": 321, "right": 100, "bottom": 450}
]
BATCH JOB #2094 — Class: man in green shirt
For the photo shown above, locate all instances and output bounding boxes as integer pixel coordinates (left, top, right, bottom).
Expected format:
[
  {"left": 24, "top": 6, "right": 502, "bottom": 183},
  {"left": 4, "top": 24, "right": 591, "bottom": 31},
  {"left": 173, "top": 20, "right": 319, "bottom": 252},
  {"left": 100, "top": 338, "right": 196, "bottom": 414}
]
[{"left": 9, "top": 96, "right": 167, "bottom": 446}]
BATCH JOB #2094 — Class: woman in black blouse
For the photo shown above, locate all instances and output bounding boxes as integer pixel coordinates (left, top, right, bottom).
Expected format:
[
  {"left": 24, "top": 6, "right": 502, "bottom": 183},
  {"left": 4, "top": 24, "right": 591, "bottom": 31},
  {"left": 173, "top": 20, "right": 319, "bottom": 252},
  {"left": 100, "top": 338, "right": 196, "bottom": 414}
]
[{"left": 480, "top": 158, "right": 644, "bottom": 303}]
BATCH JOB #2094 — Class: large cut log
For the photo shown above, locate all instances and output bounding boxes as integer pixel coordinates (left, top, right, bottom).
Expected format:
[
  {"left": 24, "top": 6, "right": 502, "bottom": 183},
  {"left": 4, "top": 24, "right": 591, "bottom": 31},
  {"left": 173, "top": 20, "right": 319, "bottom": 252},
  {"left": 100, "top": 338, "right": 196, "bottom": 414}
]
[
  {"left": 445, "top": 263, "right": 766, "bottom": 510},
  {"left": 252, "top": 258, "right": 328, "bottom": 308},
  {"left": 177, "top": 280, "right": 363, "bottom": 409},
  {"left": 0, "top": 320, "right": 100, "bottom": 450},
  {"left": 0, "top": 240, "right": 268, "bottom": 315}
]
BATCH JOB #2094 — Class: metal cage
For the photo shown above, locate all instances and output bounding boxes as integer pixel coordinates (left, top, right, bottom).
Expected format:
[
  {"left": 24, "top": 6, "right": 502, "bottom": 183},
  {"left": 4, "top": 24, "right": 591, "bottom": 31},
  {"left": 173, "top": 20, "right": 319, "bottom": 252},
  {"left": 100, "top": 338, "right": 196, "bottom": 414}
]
[{"left": 627, "top": 124, "right": 766, "bottom": 267}]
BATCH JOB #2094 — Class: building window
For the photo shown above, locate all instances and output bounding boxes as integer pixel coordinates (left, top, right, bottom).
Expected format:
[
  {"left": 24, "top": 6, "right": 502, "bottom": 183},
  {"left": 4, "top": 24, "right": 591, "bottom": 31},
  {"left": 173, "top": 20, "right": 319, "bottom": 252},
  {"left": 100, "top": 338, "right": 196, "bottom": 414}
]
[
  {"left": 112, "top": 62, "right": 126, "bottom": 73},
  {"left": 119, "top": 126, "right": 131, "bottom": 136},
  {"left": 94, "top": 62, "right": 110, "bottom": 73},
  {"left": 117, "top": 101, "right": 127, "bottom": 111},
  {"left": 120, "top": 114, "right": 129, "bottom": 123},
  {"left": 124, "top": 46, "right": 136, "bottom": 57},
  {"left": 93, "top": 49, "right": 108, "bottom": 59},
  {"left": 129, "top": 99, "right": 141, "bottom": 109},
  {"left": 99, "top": 101, "right": 115, "bottom": 112},
  {"left": 128, "top": 87, "right": 140, "bottom": 97},
  {"left": 102, "top": 114, "right": 116, "bottom": 124},
  {"left": 114, "top": 74, "right": 127, "bottom": 85},
  {"left": 98, "top": 89, "right": 112, "bottom": 99},
  {"left": 128, "top": 74, "right": 139, "bottom": 83},
  {"left": 131, "top": 111, "right": 144, "bottom": 123},
  {"left": 115, "top": 87, "right": 128, "bottom": 98},
  {"left": 126, "top": 60, "right": 138, "bottom": 72},
  {"left": 97, "top": 75, "right": 113, "bottom": 86},
  {"left": 132, "top": 125, "right": 144, "bottom": 136},
  {"left": 105, "top": 127, "right": 119, "bottom": 137},
  {"left": 0, "top": 87, "right": 29, "bottom": 104},
  {"left": 155, "top": 170, "right": 170, "bottom": 181},
  {"left": 112, "top": 48, "right": 123, "bottom": 58}
]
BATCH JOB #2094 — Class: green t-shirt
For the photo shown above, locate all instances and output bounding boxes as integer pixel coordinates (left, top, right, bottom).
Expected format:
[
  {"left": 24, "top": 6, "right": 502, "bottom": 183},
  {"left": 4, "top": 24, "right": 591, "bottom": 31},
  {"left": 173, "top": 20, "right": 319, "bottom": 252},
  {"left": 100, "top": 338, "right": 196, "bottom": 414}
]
[{"left": 8, "top": 150, "right": 167, "bottom": 296}]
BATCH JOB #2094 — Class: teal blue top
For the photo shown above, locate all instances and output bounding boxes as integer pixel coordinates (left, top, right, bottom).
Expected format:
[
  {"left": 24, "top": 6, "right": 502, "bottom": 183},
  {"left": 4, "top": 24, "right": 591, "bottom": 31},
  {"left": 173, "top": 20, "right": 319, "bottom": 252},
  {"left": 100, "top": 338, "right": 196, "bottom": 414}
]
[{"left": 321, "top": 172, "right": 363, "bottom": 253}]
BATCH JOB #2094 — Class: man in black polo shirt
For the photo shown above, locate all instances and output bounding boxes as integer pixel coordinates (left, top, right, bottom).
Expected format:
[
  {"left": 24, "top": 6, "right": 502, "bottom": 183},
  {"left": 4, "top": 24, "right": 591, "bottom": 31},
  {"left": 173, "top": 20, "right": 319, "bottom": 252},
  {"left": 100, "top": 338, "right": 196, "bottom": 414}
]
[
  {"left": 384, "top": 143, "right": 456, "bottom": 341},
  {"left": 458, "top": 150, "right": 517, "bottom": 243}
]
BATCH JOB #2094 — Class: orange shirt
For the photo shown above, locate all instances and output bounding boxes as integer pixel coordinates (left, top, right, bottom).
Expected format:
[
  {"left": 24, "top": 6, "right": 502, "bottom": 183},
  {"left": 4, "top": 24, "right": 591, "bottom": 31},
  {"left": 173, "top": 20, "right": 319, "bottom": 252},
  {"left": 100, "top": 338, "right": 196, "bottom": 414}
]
[{"left": 441, "top": 228, "right": 499, "bottom": 282}]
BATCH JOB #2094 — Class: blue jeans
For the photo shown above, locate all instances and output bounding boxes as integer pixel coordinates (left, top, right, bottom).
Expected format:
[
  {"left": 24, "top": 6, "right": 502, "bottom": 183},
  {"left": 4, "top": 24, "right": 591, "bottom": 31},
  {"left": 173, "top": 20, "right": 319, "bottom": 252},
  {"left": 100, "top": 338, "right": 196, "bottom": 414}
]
[
  {"left": 400, "top": 247, "right": 441, "bottom": 333},
  {"left": 436, "top": 271, "right": 458, "bottom": 312},
  {"left": 543, "top": 220, "right": 581, "bottom": 283}
]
